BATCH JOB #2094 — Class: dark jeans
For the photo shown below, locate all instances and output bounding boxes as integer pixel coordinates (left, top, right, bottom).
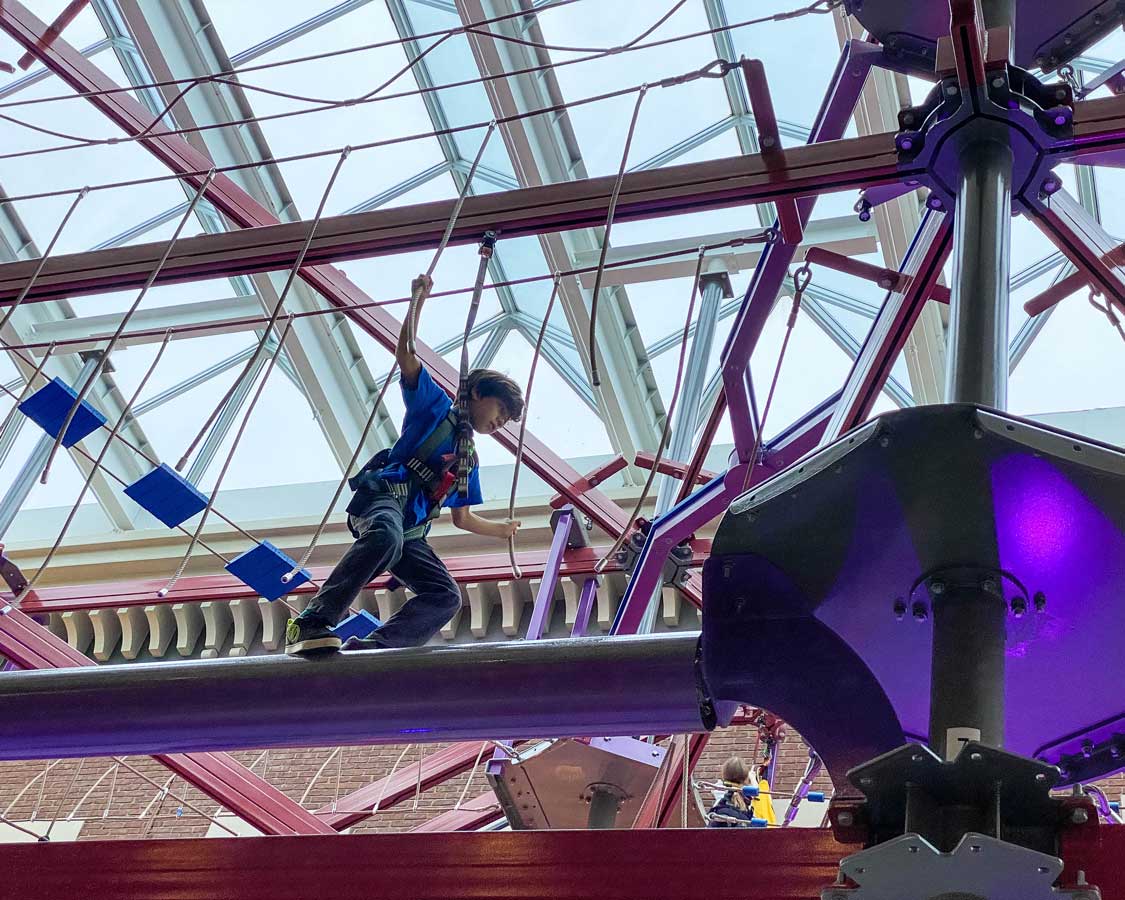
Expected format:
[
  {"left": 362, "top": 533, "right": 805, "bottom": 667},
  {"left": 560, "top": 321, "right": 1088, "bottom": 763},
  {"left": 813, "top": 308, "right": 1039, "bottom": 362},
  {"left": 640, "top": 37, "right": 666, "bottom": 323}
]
[{"left": 302, "top": 495, "right": 461, "bottom": 648}]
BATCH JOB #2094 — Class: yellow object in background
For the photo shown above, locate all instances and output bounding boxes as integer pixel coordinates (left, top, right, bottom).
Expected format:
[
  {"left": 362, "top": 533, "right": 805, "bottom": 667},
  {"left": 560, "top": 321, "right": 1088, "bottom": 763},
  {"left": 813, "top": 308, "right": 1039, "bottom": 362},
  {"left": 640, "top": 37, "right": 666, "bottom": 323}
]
[{"left": 750, "top": 778, "right": 776, "bottom": 824}]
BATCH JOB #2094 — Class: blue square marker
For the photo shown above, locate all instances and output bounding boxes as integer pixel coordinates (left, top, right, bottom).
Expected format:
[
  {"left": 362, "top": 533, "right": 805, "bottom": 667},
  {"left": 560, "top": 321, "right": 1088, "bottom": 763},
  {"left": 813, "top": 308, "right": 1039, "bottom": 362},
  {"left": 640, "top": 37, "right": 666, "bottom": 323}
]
[
  {"left": 19, "top": 377, "right": 106, "bottom": 448},
  {"left": 124, "top": 464, "right": 209, "bottom": 528},
  {"left": 332, "top": 609, "right": 382, "bottom": 641},
  {"left": 225, "top": 541, "right": 310, "bottom": 602}
]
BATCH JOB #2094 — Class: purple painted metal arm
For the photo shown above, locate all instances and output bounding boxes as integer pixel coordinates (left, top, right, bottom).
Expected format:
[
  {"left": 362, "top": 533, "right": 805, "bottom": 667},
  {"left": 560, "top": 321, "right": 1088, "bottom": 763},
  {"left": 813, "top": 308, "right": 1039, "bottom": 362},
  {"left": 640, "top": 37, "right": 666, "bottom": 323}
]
[
  {"left": 0, "top": 634, "right": 716, "bottom": 760},
  {"left": 608, "top": 41, "right": 884, "bottom": 637},
  {"left": 722, "top": 39, "right": 885, "bottom": 460},
  {"left": 610, "top": 396, "right": 837, "bottom": 636},
  {"left": 526, "top": 508, "right": 572, "bottom": 642},
  {"left": 571, "top": 577, "right": 598, "bottom": 637}
]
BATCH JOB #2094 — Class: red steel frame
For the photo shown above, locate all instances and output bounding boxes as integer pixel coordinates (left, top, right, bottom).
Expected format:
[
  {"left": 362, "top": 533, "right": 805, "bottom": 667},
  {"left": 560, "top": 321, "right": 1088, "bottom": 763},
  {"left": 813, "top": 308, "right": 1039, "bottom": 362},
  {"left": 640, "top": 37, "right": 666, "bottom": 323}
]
[
  {"left": 0, "top": 0, "right": 1123, "bottom": 861},
  {"left": 0, "top": 604, "right": 333, "bottom": 835}
]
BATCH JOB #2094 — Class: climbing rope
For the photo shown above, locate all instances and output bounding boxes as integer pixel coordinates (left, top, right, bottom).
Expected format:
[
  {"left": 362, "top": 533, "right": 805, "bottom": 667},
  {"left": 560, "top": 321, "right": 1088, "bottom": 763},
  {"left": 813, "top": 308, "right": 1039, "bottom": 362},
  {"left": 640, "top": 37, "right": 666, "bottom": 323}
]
[
  {"left": 595, "top": 248, "right": 706, "bottom": 573},
  {"left": 740, "top": 262, "right": 812, "bottom": 492},
  {"left": 406, "top": 120, "right": 497, "bottom": 356},
  {"left": 39, "top": 172, "right": 216, "bottom": 486},
  {"left": 280, "top": 133, "right": 496, "bottom": 584},
  {"left": 157, "top": 317, "right": 295, "bottom": 598},
  {"left": 0, "top": 340, "right": 55, "bottom": 439},
  {"left": 19, "top": 331, "right": 174, "bottom": 601},
  {"left": 587, "top": 85, "right": 648, "bottom": 389},
  {"left": 177, "top": 148, "right": 351, "bottom": 472},
  {"left": 0, "top": 0, "right": 838, "bottom": 166},
  {"left": 455, "top": 232, "right": 499, "bottom": 498},
  {"left": 0, "top": 188, "right": 88, "bottom": 336},
  {"left": 506, "top": 273, "right": 564, "bottom": 579}
]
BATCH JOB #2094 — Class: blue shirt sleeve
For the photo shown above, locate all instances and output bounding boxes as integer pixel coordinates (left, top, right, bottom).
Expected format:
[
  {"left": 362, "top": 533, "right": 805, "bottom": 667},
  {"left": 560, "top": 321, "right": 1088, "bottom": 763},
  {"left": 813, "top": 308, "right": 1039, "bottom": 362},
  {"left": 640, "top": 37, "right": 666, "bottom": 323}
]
[
  {"left": 444, "top": 465, "right": 483, "bottom": 509},
  {"left": 401, "top": 366, "right": 448, "bottom": 418}
]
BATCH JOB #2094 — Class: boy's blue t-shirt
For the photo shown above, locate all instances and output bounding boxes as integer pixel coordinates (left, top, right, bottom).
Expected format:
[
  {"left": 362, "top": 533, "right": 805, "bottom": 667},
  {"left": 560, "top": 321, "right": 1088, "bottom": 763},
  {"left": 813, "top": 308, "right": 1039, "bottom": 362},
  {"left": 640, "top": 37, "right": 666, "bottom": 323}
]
[{"left": 376, "top": 366, "right": 482, "bottom": 529}]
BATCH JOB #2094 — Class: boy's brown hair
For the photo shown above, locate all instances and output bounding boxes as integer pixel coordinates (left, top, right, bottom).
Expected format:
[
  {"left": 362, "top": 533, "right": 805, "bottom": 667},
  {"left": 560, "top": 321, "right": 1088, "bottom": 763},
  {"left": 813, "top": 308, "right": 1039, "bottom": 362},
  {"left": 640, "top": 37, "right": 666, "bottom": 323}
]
[
  {"left": 722, "top": 755, "right": 750, "bottom": 785},
  {"left": 467, "top": 368, "right": 525, "bottom": 421}
]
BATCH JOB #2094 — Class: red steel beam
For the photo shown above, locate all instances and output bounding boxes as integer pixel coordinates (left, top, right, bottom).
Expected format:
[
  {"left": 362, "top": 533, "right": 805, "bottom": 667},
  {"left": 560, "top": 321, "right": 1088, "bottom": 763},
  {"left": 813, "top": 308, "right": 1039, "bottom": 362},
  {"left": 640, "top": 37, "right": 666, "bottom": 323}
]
[
  {"left": 824, "top": 212, "right": 955, "bottom": 443},
  {"left": 0, "top": 132, "right": 905, "bottom": 308},
  {"left": 0, "top": 2, "right": 650, "bottom": 579},
  {"left": 0, "top": 828, "right": 863, "bottom": 900},
  {"left": 1023, "top": 190, "right": 1125, "bottom": 318},
  {"left": 15, "top": 542, "right": 710, "bottom": 614},
  {"left": 741, "top": 58, "right": 802, "bottom": 244},
  {"left": 803, "top": 247, "right": 951, "bottom": 303},
  {"left": 409, "top": 790, "right": 501, "bottom": 833},
  {"left": 0, "top": 604, "right": 333, "bottom": 835},
  {"left": 631, "top": 732, "right": 711, "bottom": 829},
  {"left": 15, "top": 0, "right": 87, "bottom": 69},
  {"left": 633, "top": 451, "right": 717, "bottom": 485},
  {"left": 318, "top": 741, "right": 491, "bottom": 831},
  {"left": 547, "top": 455, "right": 628, "bottom": 510}
]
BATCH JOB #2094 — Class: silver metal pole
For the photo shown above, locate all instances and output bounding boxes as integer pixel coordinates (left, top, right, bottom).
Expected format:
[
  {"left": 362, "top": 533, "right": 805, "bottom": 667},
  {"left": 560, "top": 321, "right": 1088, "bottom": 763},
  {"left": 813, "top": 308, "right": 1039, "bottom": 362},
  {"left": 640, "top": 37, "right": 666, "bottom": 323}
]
[
  {"left": 638, "top": 271, "right": 731, "bottom": 634},
  {"left": 930, "top": 0, "right": 1016, "bottom": 756},
  {"left": 944, "top": 137, "right": 1013, "bottom": 408}
]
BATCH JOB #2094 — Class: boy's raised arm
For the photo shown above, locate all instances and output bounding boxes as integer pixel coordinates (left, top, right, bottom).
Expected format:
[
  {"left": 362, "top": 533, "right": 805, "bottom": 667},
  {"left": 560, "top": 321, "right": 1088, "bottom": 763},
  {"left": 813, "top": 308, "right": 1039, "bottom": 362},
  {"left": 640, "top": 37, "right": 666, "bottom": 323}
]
[{"left": 397, "top": 274, "right": 432, "bottom": 389}]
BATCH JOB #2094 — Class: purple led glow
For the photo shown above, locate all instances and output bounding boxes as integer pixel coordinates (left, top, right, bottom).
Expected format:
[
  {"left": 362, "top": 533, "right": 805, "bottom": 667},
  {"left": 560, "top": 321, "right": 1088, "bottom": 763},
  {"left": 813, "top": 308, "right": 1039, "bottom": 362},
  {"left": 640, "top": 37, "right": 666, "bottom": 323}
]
[{"left": 991, "top": 451, "right": 1125, "bottom": 755}]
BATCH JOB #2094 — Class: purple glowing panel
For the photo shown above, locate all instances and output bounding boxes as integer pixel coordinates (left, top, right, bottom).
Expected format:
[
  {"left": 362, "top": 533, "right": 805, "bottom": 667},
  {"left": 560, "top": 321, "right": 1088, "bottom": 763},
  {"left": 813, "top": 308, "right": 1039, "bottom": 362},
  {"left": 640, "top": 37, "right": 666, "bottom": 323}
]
[
  {"left": 991, "top": 452, "right": 1125, "bottom": 757},
  {"left": 705, "top": 405, "right": 1125, "bottom": 784},
  {"left": 813, "top": 465, "right": 929, "bottom": 742}
]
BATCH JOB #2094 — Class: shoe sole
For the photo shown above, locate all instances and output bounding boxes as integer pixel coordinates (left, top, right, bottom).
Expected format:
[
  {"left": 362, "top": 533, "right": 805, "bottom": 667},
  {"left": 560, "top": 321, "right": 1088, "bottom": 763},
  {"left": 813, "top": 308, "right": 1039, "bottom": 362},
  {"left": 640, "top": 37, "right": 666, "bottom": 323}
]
[{"left": 285, "top": 636, "right": 342, "bottom": 656}]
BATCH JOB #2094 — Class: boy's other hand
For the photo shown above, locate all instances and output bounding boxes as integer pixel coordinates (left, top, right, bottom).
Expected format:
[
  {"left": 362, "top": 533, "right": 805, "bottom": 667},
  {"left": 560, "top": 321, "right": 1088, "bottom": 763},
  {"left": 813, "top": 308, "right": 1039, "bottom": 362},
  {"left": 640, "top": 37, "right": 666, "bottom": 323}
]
[{"left": 502, "top": 518, "right": 522, "bottom": 538}]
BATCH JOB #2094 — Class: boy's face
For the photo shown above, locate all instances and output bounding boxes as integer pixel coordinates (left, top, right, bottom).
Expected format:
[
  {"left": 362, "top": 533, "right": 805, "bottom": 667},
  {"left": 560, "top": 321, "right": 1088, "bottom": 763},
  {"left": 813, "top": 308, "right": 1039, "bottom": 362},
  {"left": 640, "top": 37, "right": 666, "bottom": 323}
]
[{"left": 468, "top": 389, "right": 512, "bottom": 435}]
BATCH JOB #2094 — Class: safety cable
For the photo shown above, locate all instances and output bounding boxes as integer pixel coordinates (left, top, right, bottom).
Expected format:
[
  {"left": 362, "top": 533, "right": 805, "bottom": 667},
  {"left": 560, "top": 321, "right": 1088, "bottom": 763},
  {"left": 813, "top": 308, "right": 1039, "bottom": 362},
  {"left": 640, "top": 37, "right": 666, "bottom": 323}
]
[
  {"left": 176, "top": 149, "right": 350, "bottom": 473},
  {"left": 506, "top": 273, "right": 563, "bottom": 579},
  {"left": 39, "top": 172, "right": 215, "bottom": 486},
  {"left": 740, "top": 263, "right": 811, "bottom": 491},
  {"left": 594, "top": 248, "right": 705, "bottom": 573}
]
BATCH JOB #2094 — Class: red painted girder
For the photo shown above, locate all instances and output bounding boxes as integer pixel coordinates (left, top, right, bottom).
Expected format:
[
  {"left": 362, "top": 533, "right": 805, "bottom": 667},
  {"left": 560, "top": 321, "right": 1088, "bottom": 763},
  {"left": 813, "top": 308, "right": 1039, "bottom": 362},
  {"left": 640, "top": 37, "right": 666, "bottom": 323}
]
[
  {"left": 547, "top": 455, "right": 628, "bottom": 510},
  {"left": 633, "top": 451, "right": 717, "bottom": 485},
  {"left": 14, "top": 542, "right": 710, "bottom": 614},
  {"left": 804, "top": 247, "right": 951, "bottom": 303},
  {"left": 631, "top": 732, "right": 711, "bottom": 829},
  {"left": 1023, "top": 191, "right": 1125, "bottom": 318},
  {"left": 409, "top": 790, "right": 501, "bottom": 833},
  {"left": 318, "top": 741, "right": 491, "bottom": 831},
  {"left": 0, "top": 3, "right": 639, "bottom": 563},
  {"left": 829, "top": 214, "right": 954, "bottom": 439},
  {"left": 741, "top": 58, "right": 802, "bottom": 244},
  {"left": 4, "top": 824, "right": 1124, "bottom": 900},
  {"left": 0, "top": 605, "right": 333, "bottom": 835},
  {"left": 0, "top": 828, "right": 862, "bottom": 900}
]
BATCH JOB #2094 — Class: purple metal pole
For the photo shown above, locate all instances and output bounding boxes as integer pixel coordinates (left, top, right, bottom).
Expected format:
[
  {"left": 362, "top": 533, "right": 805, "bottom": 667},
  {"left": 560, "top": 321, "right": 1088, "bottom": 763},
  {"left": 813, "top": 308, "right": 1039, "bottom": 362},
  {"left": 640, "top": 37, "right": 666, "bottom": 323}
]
[
  {"left": 610, "top": 395, "right": 837, "bottom": 635},
  {"left": 0, "top": 634, "right": 718, "bottom": 760},
  {"left": 608, "top": 42, "right": 884, "bottom": 638},
  {"left": 722, "top": 39, "right": 885, "bottom": 460},
  {"left": 571, "top": 577, "right": 598, "bottom": 638},
  {"left": 526, "top": 508, "right": 572, "bottom": 642}
]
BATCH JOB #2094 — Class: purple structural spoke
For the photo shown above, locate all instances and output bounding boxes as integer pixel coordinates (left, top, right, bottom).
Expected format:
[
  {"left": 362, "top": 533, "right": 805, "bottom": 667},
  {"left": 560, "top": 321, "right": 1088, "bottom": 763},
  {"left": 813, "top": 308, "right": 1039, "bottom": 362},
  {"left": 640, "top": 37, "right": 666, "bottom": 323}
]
[
  {"left": 721, "top": 39, "right": 884, "bottom": 460},
  {"left": 609, "top": 41, "right": 886, "bottom": 637},
  {"left": 526, "top": 508, "right": 572, "bottom": 642},
  {"left": 571, "top": 577, "right": 598, "bottom": 638}
]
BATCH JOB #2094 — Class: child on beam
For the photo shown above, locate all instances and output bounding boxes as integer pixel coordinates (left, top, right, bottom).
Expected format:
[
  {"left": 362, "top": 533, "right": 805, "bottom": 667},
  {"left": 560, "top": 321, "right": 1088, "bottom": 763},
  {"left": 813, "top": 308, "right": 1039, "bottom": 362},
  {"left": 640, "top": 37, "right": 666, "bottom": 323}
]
[{"left": 286, "top": 275, "right": 524, "bottom": 655}]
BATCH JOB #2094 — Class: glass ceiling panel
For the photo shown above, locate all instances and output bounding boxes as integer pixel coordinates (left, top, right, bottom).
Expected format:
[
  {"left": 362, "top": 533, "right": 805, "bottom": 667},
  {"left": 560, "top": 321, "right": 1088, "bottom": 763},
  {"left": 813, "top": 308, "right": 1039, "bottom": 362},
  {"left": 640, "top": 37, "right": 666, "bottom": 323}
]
[{"left": 0, "top": 0, "right": 1118, "bottom": 534}]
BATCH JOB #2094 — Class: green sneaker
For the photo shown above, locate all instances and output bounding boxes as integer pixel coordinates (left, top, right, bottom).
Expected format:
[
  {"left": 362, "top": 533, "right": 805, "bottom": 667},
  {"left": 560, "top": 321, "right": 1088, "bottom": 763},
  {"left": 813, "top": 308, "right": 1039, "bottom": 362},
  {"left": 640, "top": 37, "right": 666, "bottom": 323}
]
[{"left": 284, "top": 616, "right": 341, "bottom": 656}]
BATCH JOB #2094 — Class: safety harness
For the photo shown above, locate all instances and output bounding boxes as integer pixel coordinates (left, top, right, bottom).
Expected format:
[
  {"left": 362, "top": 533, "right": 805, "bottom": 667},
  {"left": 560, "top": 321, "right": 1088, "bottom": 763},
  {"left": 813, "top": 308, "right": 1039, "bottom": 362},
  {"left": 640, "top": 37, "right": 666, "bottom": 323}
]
[{"left": 347, "top": 408, "right": 469, "bottom": 540}]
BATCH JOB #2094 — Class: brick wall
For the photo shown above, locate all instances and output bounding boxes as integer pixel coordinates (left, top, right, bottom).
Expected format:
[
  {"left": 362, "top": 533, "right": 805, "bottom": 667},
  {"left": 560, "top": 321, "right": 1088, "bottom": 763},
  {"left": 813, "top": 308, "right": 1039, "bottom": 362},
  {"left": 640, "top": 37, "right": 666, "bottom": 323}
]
[
  {"left": 4, "top": 729, "right": 1122, "bottom": 841},
  {"left": 0, "top": 725, "right": 825, "bottom": 840}
]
